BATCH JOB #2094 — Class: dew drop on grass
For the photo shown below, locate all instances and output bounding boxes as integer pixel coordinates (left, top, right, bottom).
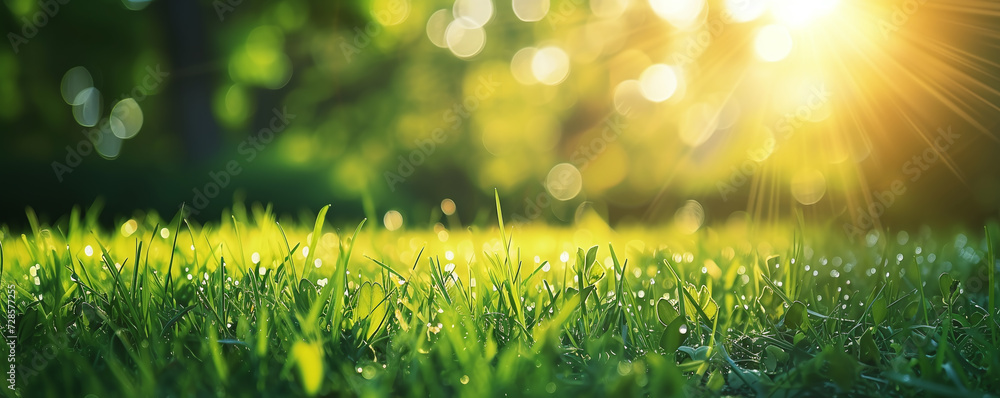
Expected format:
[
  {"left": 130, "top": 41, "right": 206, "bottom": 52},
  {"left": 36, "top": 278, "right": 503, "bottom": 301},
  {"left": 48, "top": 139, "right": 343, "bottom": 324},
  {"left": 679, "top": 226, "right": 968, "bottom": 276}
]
[
  {"left": 187, "top": 274, "right": 193, "bottom": 280},
  {"left": 560, "top": 252, "right": 569, "bottom": 262},
  {"left": 542, "top": 263, "right": 550, "bottom": 272},
  {"left": 460, "top": 375, "right": 470, "bottom": 384},
  {"left": 84, "top": 245, "right": 94, "bottom": 257},
  {"left": 637, "top": 290, "right": 645, "bottom": 298},
  {"left": 314, "top": 258, "right": 322, "bottom": 268}
]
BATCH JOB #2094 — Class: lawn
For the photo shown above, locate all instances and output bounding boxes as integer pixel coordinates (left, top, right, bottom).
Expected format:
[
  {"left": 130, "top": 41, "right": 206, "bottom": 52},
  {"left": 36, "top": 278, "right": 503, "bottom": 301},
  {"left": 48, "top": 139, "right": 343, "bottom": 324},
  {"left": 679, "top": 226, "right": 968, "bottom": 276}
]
[{"left": 2, "top": 197, "right": 997, "bottom": 397}]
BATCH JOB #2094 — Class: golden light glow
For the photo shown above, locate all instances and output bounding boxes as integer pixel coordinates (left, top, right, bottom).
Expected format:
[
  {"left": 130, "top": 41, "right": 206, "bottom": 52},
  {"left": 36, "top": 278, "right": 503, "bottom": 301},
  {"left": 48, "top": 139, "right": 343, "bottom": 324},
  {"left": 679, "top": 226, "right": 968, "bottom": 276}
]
[
  {"left": 649, "top": 0, "right": 705, "bottom": 29},
  {"left": 754, "top": 24, "right": 793, "bottom": 62},
  {"left": 771, "top": 0, "right": 839, "bottom": 28},
  {"left": 679, "top": 102, "right": 720, "bottom": 147},
  {"left": 421, "top": 0, "right": 1000, "bottom": 227},
  {"left": 724, "top": 0, "right": 767, "bottom": 23}
]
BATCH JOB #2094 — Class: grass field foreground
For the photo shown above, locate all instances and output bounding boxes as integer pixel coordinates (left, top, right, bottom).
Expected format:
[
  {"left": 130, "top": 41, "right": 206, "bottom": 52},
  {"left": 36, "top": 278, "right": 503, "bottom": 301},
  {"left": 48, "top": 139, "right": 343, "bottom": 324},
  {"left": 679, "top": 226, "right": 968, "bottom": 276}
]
[{"left": 1, "top": 198, "right": 998, "bottom": 397}]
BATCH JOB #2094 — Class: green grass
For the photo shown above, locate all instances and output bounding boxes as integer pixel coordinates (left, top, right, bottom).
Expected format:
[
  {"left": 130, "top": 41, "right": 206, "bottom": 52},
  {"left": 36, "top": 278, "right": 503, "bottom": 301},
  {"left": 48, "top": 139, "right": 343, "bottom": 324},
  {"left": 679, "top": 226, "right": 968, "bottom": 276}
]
[{"left": 1, "top": 198, "right": 998, "bottom": 397}]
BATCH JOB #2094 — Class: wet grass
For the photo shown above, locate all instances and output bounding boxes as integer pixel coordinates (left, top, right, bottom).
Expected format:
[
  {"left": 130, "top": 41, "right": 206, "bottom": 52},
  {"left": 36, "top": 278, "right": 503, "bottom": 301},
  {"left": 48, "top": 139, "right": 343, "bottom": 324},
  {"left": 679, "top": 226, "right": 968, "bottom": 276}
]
[{"left": 1, "top": 198, "right": 998, "bottom": 397}]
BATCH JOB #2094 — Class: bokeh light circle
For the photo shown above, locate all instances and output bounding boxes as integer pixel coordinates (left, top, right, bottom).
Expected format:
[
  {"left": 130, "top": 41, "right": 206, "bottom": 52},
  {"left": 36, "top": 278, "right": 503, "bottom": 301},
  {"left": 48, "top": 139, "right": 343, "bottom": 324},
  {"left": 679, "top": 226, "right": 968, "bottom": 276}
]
[
  {"left": 791, "top": 169, "right": 827, "bottom": 205},
  {"left": 546, "top": 163, "right": 583, "bottom": 201},
  {"left": 531, "top": 46, "right": 570, "bottom": 86},
  {"left": 94, "top": 118, "right": 124, "bottom": 160},
  {"left": 445, "top": 18, "right": 487, "bottom": 58},
  {"left": 383, "top": 210, "right": 403, "bottom": 231},
  {"left": 513, "top": 0, "right": 549, "bottom": 22},
  {"left": 453, "top": 0, "right": 493, "bottom": 28},
  {"left": 613, "top": 79, "right": 650, "bottom": 115},
  {"left": 72, "top": 87, "right": 102, "bottom": 127},
  {"left": 61, "top": 67, "right": 93, "bottom": 106},
  {"left": 441, "top": 199, "right": 457, "bottom": 215},
  {"left": 675, "top": 200, "right": 705, "bottom": 234},
  {"left": 638, "top": 64, "right": 678, "bottom": 103},
  {"left": 426, "top": 9, "right": 451, "bottom": 48},
  {"left": 510, "top": 47, "right": 539, "bottom": 85},
  {"left": 110, "top": 98, "right": 144, "bottom": 139},
  {"left": 121, "top": 0, "right": 152, "bottom": 11}
]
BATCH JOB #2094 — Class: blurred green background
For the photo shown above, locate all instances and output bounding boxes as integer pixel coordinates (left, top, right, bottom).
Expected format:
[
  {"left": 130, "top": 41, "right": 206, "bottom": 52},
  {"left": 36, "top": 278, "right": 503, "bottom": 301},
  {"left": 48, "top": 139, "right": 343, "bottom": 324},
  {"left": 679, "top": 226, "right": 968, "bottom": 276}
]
[{"left": 1, "top": 0, "right": 999, "bottom": 230}]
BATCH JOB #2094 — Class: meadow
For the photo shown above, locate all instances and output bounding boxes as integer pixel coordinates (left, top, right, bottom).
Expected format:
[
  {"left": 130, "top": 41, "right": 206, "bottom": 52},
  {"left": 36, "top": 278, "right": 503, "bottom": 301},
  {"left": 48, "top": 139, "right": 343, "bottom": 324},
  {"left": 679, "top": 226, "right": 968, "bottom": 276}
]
[{"left": 1, "top": 196, "right": 997, "bottom": 397}]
